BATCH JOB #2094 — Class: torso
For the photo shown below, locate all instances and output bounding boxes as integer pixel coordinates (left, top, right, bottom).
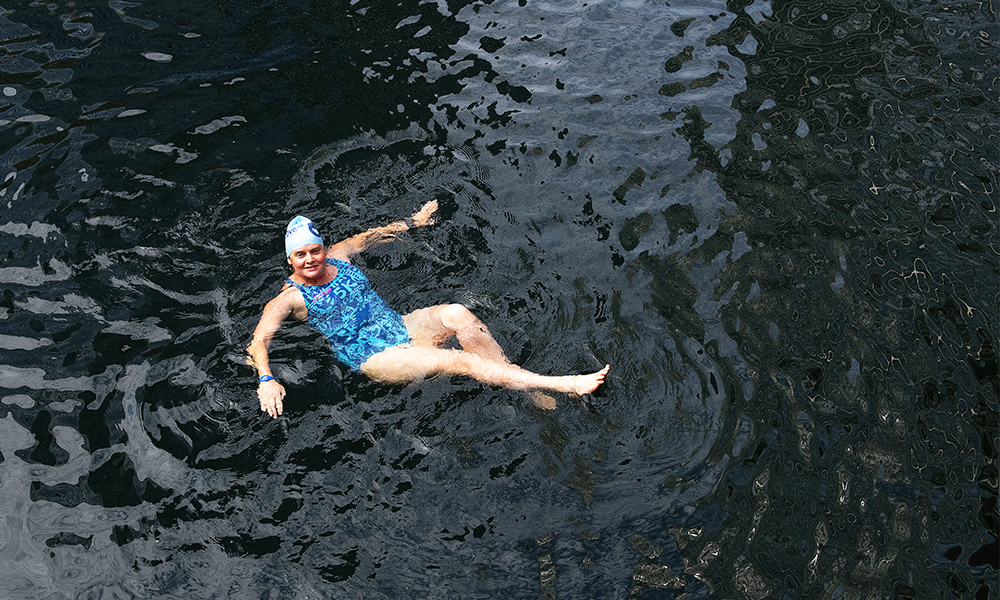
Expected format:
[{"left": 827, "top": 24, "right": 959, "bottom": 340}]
[
  {"left": 283, "top": 261, "right": 338, "bottom": 321},
  {"left": 284, "top": 258, "right": 410, "bottom": 370}
]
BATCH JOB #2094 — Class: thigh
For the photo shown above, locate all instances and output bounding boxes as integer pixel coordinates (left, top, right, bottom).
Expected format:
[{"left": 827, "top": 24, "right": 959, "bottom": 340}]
[
  {"left": 401, "top": 304, "right": 454, "bottom": 347},
  {"left": 360, "top": 344, "right": 470, "bottom": 384}
]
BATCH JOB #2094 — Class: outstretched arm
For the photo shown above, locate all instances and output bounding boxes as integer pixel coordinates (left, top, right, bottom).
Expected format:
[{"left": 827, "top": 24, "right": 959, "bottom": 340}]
[
  {"left": 327, "top": 200, "right": 438, "bottom": 261},
  {"left": 246, "top": 291, "right": 297, "bottom": 418}
]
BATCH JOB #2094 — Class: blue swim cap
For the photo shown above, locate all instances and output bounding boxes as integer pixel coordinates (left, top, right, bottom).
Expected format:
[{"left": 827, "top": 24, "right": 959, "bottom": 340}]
[{"left": 285, "top": 215, "right": 324, "bottom": 256}]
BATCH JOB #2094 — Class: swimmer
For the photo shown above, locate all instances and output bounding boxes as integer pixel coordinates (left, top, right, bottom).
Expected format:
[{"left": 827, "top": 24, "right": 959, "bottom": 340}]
[{"left": 247, "top": 200, "right": 610, "bottom": 418}]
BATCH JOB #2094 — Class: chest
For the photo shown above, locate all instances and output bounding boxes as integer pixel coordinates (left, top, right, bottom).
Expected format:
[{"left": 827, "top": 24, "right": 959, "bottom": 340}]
[{"left": 297, "top": 265, "right": 371, "bottom": 312}]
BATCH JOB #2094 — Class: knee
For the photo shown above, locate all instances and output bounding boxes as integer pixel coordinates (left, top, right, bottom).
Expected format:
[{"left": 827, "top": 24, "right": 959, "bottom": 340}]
[{"left": 439, "top": 303, "right": 479, "bottom": 330}]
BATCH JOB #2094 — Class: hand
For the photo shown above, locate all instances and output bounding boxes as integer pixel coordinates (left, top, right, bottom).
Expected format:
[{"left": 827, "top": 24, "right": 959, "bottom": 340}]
[
  {"left": 410, "top": 200, "right": 438, "bottom": 228},
  {"left": 258, "top": 379, "right": 286, "bottom": 418}
]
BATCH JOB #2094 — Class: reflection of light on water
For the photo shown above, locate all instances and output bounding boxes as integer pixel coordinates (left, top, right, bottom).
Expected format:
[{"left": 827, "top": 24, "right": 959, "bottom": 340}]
[
  {"left": 423, "top": 2, "right": 766, "bottom": 593},
  {"left": 0, "top": 1, "right": 257, "bottom": 578},
  {"left": 0, "top": 0, "right": 756, "bottom": 594},
  {"left": 0, "top": 0, "right": 986, "bottom": 595},
  {"left": 0, "top": 368, "right": 160, "bottom": 597}
]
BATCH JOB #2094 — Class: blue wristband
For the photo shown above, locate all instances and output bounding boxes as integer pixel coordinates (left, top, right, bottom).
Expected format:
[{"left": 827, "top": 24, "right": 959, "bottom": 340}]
[{"left": 259, "top": 375, "right": 275, "bottom": 383}]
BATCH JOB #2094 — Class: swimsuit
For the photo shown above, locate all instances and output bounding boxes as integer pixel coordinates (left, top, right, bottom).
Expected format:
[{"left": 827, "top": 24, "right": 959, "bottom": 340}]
[{"left": 287, "top": 258, "right": 410, "bottom": 370}]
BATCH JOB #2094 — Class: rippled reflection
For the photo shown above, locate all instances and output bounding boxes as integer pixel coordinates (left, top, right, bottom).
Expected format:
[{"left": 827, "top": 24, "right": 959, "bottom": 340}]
[{"left": 0, "top": 0, "right": 995, "bottom": 597}]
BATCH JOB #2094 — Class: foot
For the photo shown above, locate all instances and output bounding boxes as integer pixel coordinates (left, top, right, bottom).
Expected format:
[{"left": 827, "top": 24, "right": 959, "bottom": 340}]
[
  {"left": 569, "top": 364, "right": 610, "bottom": 397},
  {"left": 527, "top": 391, "right": 557, "bottom": 410}
]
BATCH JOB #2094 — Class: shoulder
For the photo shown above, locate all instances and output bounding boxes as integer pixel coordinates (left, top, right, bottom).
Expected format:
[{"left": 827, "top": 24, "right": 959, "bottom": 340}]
[
  {"left": 324, "top": 255, "right": 357, "bottom": 274},
  {"left": 326, "top": 243, "right": 356, "bottom": 263},
  {"left": 267, "top": 284, "right": 306, "bottom": 317},
  {"left": 278, "top": 282, "right": 305, "bottom": 302}
]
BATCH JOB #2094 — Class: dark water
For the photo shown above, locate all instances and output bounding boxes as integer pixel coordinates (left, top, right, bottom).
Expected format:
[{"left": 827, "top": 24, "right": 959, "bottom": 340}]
[{"left": 0, "top": 0, "right": 996, "bottom": 597}]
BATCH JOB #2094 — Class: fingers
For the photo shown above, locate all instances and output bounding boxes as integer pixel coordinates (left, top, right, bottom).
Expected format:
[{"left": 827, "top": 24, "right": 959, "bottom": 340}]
[
  {"left": 263, "top": 398, "right": 282, "bottom": 418},
  {"left": 258, "top": 385, "right": 285, "bottom": 419},
  {"left": 265, "top": 398, "right": 283, "bottom": 418},
  {"left": 420, "top": 200, "right": 438, "bottom": 221},
  {"left": 411, "top": 201, "right": 438, "bottom": 227}
]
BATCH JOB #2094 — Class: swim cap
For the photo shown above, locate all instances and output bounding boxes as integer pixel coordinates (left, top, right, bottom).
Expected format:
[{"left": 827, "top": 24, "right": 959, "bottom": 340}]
[{"left": 285, "top": 215, "right": 324, "bottom": 256}]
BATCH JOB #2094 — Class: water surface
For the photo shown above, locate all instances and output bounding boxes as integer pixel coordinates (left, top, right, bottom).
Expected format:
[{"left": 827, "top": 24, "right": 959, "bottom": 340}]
[{"left": 0, "top": 0, "right": 996, "bottom": 598}]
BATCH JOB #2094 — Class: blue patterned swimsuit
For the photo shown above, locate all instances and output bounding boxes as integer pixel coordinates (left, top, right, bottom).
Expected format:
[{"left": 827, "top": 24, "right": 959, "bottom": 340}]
[{"left": 287, "top": 259, "right": 410, "bottom": 370}]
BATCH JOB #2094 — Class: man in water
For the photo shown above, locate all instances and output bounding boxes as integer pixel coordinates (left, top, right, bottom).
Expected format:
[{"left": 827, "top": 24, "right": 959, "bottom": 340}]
[{"left": 247, "top": 200, "right": 610, "bottom": 418}]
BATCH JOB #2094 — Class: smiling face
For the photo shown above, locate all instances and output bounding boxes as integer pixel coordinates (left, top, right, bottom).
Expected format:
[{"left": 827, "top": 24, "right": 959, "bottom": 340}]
[{"left": 286, "top": 243, "right": 327, "bottom": 282}]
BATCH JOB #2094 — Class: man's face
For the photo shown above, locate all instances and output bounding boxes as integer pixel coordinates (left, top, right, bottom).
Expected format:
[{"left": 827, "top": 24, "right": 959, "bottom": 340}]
[{"left": 287, "top": 243, "right": 326, "bottom": 279}]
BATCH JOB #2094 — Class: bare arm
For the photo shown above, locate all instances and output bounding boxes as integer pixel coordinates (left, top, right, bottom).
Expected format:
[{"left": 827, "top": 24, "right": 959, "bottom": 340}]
[
  {"left": 246, "top": 289, "right": 300, "bottom": 418},
  {"left": 327, "top": 200, "right": 438, "bottom": 261}
]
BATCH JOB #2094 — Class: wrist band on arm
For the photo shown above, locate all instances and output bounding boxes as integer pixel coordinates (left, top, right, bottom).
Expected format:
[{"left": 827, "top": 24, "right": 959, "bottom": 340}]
[
  {"left": 259, "top": 375, "right": 275, "bottom": 383},
  {"left": 404, "top": 217, "right": 415, "bottom": 228}
]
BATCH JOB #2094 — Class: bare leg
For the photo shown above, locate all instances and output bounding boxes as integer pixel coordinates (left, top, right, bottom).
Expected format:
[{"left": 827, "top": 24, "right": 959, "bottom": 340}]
[
  {"left": 402, "top": 304, "right": 506, "bottom": 360},
  {"left": 360, "top": 344, "right": 609, "bottom": 395},
  {"left": 402, "top": 304, "right": 558, "bottom": 407}
]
